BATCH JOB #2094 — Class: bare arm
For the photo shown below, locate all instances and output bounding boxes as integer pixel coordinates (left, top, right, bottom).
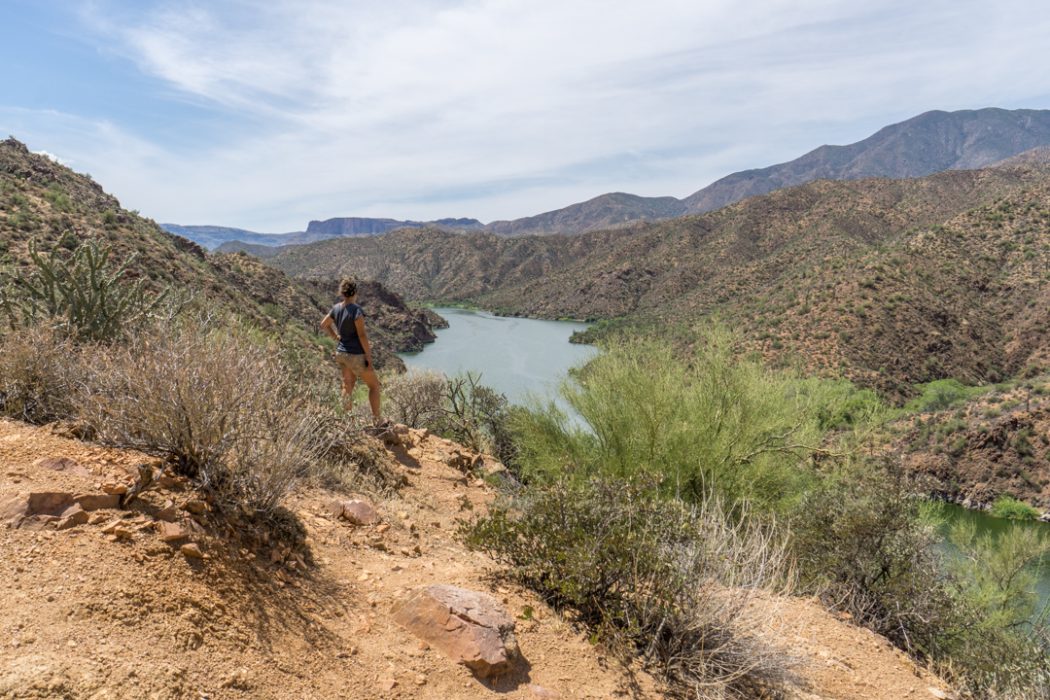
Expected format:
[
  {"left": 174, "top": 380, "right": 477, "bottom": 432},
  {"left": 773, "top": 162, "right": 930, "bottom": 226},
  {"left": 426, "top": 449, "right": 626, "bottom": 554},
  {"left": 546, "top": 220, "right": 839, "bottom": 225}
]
[
  {"left": 320, "top": 314, "right": 339, "bottom": 343},
  {"left": 354, "top": 316, "right": 373, "bottom": 367}
]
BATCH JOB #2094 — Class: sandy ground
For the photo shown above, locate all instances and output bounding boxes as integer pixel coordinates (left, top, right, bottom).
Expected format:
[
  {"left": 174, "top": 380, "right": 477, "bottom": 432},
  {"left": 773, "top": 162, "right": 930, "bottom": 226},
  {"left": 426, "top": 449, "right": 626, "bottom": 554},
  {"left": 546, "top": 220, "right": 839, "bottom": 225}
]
[{"left": 0, "top": 418, "right": 951, "bottom": 699}]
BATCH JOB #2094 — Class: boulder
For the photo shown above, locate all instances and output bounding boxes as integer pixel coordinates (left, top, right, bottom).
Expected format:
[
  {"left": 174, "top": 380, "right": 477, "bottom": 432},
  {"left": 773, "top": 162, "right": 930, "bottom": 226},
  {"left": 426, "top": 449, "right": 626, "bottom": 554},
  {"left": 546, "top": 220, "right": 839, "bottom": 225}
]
[
  {"left": 328, "top": 498, "right": 379, "bottom": 525},
  {"left": 73, "top": 493, "right": 121, "bottom": 511},
  {"left": 55, "top": 504, "right": 88, "bottom": 530},
  {"left": 392, "top": 584, "right": 518, "bottom": 678},
  {"left": 33, "top": 457, "right": 91, "bottom": 477}
]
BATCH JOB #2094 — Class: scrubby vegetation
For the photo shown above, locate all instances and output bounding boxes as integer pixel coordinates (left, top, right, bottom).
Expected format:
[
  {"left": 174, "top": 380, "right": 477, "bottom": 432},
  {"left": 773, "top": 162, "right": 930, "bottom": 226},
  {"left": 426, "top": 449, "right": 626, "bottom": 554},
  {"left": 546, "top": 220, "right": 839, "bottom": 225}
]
[
  {"left": 0, "top": 238, "right": 393, "bottom": 520},
  {"left": 463, "top": 478, "right": 791, "bottom": 699},
  {"left": 990, "top": 494, "right": 1042, "bottom": 521},
  {"left": 460, "top": 325, "right": 1050, "bottom": 698}
]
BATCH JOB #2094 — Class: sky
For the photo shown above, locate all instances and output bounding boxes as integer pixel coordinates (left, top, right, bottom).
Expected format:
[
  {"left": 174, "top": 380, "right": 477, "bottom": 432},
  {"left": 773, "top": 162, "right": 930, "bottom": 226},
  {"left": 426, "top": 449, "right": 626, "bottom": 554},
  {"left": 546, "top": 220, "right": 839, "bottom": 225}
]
[{"left": 3, "top": 0, "right": 1050, "bottom": 232}]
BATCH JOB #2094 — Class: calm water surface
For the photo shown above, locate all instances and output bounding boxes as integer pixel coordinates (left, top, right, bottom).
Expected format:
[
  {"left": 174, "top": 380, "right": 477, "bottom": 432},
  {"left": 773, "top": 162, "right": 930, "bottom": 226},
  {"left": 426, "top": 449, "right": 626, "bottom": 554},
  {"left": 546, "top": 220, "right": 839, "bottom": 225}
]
[
  {"left": 937, "top": 502, "right": 1050, "bottom": 623},
  {"left": 399, "top": 307, "right": 598, "bottom": 406}
]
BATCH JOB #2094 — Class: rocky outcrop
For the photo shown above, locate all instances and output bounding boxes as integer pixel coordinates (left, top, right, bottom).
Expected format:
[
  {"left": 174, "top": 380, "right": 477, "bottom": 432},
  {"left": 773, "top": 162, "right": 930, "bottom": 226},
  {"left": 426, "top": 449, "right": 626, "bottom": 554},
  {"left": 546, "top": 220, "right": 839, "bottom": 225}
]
[{"left": 392, "top": 584, "right": 519, "bottom": 678}]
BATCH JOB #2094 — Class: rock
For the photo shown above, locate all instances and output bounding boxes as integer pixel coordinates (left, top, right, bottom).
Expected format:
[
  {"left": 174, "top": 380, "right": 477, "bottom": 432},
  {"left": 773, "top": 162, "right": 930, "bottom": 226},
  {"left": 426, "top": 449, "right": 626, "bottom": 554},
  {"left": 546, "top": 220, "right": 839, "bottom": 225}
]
[
  {"left": 392, "top": 584, "right": 519, "bottom": 678},
  {"left": 155, "top": 502, "right": 178, "bottom": 522},
  {"left": 180, "top": 543, "right": 204, "bottom": 559},
  {"left": 529, "top": 684, "right": 561, "bottom": 699},
  {"left": 157, "top": 522, "right": 188, "bottom": 543},
  {"left": 182, "top": 499, "right": 207, "bottom": 515},
  {"left": 100, "top": 482, "right": 128, "bottom": 496},
  {"left": 927, "top": 689, "right": 949, "bottom": 699},
  {"left": 73, "top": 494, "right": 120, "bottom": 512},
  {"left": 55, "top": 504, "right": 89, "bottom": 530},
  {"left": 2, "top": 492, "right": 82, "bottom": 528},
  {"left": 33, "top": 457, "right": 91, "bottom": 477},
  {"left": 27, "top": 492, "right": 75, "bottom": 516},
  {"left": 338, "top": 499, "right": 379, "bottom": 526}
]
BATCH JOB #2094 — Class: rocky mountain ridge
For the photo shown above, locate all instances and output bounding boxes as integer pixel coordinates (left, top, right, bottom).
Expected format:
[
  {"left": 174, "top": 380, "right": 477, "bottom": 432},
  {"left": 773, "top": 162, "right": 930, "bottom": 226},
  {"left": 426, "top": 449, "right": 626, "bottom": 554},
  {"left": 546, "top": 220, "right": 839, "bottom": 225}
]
[{"left": 178, "top": 108, "right": 1050, "bottom": 248}]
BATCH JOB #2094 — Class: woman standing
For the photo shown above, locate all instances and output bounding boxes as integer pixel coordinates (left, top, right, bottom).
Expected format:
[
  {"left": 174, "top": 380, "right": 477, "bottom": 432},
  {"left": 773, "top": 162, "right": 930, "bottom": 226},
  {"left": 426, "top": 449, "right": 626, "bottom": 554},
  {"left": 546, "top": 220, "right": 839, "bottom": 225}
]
[{"left": 320, "top": 278, "right": 383, "bottom": 423}]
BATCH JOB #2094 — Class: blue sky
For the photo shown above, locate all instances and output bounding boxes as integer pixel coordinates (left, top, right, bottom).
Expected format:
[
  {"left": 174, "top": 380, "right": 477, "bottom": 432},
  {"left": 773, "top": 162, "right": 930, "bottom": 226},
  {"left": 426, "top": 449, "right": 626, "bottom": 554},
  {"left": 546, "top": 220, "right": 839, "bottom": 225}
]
[{"left": 3, "top": 0, "right": 1050, "bottom": 231}]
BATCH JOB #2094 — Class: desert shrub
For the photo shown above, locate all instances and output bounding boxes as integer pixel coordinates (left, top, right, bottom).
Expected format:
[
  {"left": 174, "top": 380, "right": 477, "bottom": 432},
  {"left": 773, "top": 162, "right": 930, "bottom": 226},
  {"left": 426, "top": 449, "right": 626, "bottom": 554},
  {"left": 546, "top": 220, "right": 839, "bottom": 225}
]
[
  {"left": 511, "top": 325, "right": 853, "bottom": 511},
  {"left": 438, "top": 372, "right": 518, "bottom": 465},
  {"left": 463, "top": 477, "right": 792, "bottom": 699},
  {"left": 989, "top": 495, "right": 1041, "bottom": 521},
  {"left": 76, "top": 318, "right": 330, "bottom": 514},
  {"left": 904, "top": 378, "right": 988, "bottom": 414},
  {"left": 383, "top": 368, "right": 446, "bottom": 428},
  {"left": 940, "top": 521, "right": 1050, "bottom": 695},
  {"left": 0, "top": 326, "right": 80, "bottom": 424},
  {"left": 0, "top": 237, "right": 173, "bottom": 342},
  {"left": 790, "top": 459, "right": 956, "bottom": 656}
]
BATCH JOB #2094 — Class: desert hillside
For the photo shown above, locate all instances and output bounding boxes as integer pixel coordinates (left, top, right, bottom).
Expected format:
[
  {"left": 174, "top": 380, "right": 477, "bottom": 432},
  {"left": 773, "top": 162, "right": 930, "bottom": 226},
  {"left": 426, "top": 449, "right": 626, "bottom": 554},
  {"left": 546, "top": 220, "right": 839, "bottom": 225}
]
[
  {"left": 0, "top": 418, "right": 949, "bottom": 700},
  {"left": 0, "top": 138, "right": 436, "bottom": 369}
]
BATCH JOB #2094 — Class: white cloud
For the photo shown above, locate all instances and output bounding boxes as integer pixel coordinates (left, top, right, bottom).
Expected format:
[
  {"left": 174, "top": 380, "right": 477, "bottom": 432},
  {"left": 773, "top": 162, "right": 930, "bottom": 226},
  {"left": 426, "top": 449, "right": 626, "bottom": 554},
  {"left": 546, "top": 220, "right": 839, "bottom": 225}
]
[{"left": 22, "top": 0, "right": 1050, "bottom": 229}]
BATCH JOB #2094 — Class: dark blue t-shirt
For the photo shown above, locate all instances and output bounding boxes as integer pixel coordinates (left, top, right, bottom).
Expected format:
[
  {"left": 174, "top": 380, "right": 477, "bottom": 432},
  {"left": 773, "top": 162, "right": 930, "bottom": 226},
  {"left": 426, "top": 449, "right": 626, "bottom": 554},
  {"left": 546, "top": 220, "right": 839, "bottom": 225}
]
[{"left": 330, "top": 302, "right": 365, "bottom": 354}]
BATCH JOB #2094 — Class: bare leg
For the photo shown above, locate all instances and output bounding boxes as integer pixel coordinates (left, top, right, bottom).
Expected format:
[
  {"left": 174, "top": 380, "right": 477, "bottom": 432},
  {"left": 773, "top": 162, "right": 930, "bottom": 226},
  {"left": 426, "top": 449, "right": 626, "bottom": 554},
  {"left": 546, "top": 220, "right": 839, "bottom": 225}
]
[
  {"left": 359, "top": 369, "right": 382, "bottom": 421},
  {"left": 340, "top": 365, "right": 358, "bottom": 412}
]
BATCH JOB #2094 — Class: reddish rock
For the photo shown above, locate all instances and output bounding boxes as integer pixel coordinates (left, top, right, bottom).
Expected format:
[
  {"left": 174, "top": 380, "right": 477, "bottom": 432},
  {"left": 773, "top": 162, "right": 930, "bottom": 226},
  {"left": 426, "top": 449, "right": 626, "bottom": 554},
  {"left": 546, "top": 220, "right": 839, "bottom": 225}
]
[
  {"left": 55, "top": 503, "right": 89, "bottom": 530},
  {"left": 100, "top": 482, "right": 128, "bottom": 496},
  {"left": 182, "top": 499, "right": 207, "bottom": 515},
  {"left": 328, "top": 498, "right": 379, "bottom": 525},
  {"left": 180, "top": 543, "right": 204, "bottom": 559},
  {"left": 392, "top": 584, "right": 519, "bottom": 678},
  {"left": 157, "top": 521, "right": 188, "bottom": 543},
  {"left": 27, "top": 492, "right": 76, "bottom": 516},
  {"left": 33, "top": 457, "right": 91, "bottom": 477},
  {"left": 74, "top": 493, "right": 121, "bottom": 511}
]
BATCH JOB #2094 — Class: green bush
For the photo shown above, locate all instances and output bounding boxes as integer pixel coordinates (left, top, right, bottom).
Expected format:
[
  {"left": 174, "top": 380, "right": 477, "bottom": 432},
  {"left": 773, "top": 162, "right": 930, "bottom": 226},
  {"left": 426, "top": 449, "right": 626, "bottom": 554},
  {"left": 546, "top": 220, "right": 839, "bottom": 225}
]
[
  {"left": 989, "top": 495, "right": 1041, "bottom": 521},
  {"left": 791, "top": 459, "right": 956, "bottom": 657},
  {"left": 904, "top": 378, "right": 989, "bottom": 414},
  {"left": 463, "top": 477, "right": 792, "bottom": 699},
  {"left": 511, "top": 325, "right": 868, "bottom": 511}
]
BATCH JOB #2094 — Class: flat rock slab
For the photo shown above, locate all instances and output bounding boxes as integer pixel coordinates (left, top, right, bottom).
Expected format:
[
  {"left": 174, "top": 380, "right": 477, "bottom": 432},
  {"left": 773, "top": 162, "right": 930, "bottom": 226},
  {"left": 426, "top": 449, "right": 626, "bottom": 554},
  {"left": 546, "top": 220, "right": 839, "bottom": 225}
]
[{"left": 392, "top": 584, "right": 518, "bottom": 678}]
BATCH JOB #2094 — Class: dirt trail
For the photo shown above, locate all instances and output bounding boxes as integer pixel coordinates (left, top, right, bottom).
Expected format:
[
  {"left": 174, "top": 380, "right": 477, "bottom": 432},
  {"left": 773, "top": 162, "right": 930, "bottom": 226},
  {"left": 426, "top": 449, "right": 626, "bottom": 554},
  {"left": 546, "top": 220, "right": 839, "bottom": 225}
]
[{"left": 0, "top": 418, "right": 949, "bottom": 699}]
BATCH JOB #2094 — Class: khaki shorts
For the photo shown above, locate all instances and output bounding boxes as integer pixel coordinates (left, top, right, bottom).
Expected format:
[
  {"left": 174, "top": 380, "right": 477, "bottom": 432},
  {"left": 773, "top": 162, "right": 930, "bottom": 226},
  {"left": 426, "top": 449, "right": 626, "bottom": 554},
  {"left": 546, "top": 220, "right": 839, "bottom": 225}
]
[{"left": 335, "top": 352, "right": 369, "bottom": 375}]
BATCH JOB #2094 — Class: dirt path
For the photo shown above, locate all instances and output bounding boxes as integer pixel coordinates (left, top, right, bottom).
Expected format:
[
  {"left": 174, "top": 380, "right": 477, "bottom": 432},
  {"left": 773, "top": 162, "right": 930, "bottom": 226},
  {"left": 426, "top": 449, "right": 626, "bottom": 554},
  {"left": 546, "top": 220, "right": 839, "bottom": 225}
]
[{"left": 0, "top": 419, "right": 950, "bottom": 699}]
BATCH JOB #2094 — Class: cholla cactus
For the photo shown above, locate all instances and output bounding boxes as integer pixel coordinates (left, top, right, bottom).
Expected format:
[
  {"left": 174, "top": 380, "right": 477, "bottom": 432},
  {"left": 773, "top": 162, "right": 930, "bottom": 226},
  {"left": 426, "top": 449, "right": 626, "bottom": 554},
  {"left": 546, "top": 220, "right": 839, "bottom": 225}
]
[{"left": 0, "top": 237, "right": 171, "bottom": 342}]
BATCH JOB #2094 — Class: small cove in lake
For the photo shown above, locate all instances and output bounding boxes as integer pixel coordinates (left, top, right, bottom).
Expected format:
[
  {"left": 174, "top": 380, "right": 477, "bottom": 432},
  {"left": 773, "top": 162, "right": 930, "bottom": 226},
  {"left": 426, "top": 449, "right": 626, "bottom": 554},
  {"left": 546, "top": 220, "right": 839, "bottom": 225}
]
[{"left": 398, "top": 307, "right": 598, "bottom": 407}]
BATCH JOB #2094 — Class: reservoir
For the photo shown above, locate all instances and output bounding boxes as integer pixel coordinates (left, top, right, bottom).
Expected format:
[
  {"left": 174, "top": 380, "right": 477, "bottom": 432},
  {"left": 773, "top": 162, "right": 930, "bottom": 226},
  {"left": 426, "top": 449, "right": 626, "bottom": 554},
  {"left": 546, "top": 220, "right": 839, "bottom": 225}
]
[{"left": 399, "top": 307, "right": 598, "bottom": 406}]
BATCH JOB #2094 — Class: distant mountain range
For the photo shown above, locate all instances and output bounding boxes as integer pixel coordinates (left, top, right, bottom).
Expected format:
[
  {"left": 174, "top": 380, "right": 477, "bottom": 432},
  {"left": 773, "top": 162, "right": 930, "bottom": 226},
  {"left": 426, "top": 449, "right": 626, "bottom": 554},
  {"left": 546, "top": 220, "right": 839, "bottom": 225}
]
[
  {"left": 161, "top": 217, "right": 483, "bottom": 250},
  {"left": 166, "top": 108, "right": 1050, "bottom": 249}
]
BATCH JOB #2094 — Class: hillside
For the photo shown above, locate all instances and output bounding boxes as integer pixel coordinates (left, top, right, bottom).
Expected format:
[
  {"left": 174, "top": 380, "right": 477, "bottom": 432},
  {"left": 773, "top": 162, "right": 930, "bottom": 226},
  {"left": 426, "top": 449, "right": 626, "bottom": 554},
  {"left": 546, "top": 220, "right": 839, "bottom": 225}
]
[
  {"left": 485, "top": 192, "right": 687, "bottom": 236},
  {"left": 0, "top": 417, "right": 950, "bottom": 699},
  {"left": 0, "top": 138, "right": 437, "bottom": 369},
  {"left": 268, "top": 160, "right": 1050, "bottom": 396}
]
